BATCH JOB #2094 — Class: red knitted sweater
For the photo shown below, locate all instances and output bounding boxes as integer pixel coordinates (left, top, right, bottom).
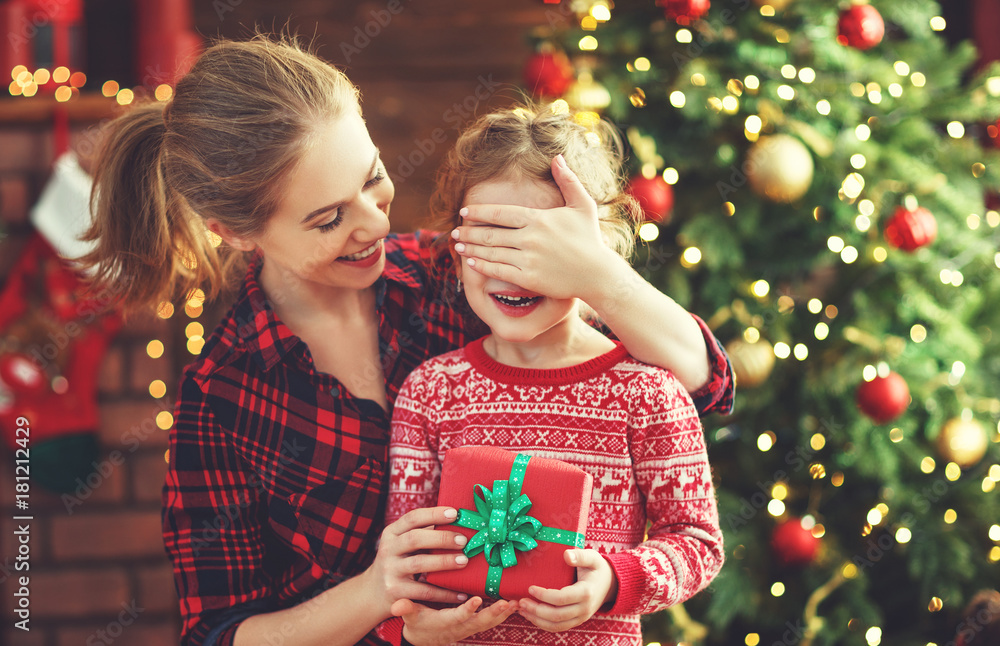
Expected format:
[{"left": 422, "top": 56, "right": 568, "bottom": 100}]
[{"left": 382, "top": 337, "right": 724, "bottom": 646}]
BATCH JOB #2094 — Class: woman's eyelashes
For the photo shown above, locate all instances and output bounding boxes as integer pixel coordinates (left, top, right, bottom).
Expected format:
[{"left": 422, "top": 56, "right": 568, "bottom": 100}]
[
  {"left": 315, "top": 167, "right": 385, "bottom": 233},
  {"left": 317, "top": 212, "right": 343, "bottom": 233},
  {"left": 366, "top": 168, "right": 386, "bottom": 187}
]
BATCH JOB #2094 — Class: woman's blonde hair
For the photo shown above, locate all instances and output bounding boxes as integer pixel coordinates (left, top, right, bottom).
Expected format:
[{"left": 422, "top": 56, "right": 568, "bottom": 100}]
[
  {"left": 81, "top": 33, "right": 361, "bottom": 313},
  {"left": 428, "top": 101, "right": 641, "bottom": 269}
]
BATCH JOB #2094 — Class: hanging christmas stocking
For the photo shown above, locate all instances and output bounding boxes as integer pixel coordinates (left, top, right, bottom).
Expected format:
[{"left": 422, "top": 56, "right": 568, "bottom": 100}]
[
  {"left": 1, "top": 149, "right": 123, "bottom": 495},
  {"left": 0, "top": 232, "right": 122, "bottom": 494}
]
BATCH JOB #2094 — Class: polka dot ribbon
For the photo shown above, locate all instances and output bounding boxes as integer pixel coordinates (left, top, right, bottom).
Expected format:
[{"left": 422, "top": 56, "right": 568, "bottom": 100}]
[{"left": 451, "top": 453, "right": 585, "bottom": 598}]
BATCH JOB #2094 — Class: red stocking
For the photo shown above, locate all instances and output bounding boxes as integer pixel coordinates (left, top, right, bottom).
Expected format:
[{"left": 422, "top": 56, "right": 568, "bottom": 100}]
[{"left": 0, "top": 232, "right": 122, "bottom": 494}]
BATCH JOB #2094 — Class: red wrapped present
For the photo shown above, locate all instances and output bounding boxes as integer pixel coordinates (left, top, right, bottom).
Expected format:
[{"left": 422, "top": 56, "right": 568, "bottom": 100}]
[{"left": 426, "top": 446, "right": 593, "bottom": 600}]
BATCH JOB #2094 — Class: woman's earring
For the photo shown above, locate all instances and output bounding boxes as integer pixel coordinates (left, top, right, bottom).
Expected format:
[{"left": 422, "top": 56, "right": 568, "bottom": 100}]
[{"left": 456, "top": 277, "right": 463, "bottom": 293}]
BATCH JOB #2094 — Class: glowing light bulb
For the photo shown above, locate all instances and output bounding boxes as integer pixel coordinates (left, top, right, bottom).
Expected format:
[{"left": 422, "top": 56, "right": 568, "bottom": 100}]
[{"left": 751, "top": 279, "right": 770, "bottom": 297}]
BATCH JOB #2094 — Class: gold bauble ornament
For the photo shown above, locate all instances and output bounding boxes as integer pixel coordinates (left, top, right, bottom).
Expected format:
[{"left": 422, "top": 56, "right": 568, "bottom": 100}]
[
  {"left": 937, "top": 418, "right": 989, "bottom": 468},
  {"left": 746, "top": 134, "right": 815, "bottom": 203},
  {"left": 725, "top": 338, "right": 775, "bottom": 388}
]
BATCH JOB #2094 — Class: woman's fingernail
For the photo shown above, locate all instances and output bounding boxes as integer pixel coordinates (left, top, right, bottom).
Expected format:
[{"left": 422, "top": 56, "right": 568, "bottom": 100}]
[
  {"left": 456, "top": 555, "right": 469, "bottom": 565},
  {"left": 568, "top": 551, "right": 577, "bottom": 564},
  {"left": 555, "top": 154, "right": 567, "bottom": 168},
  {"left": 459, "top": 207, "right": 469, "bottom": 217},
  {"left": 455, "top": 534, "right": 468, "bottom": 546},
  {"left": 467, "top": 258, "right": 476, "bottom": 267},
  {"left": 444, "top": 508, "right": 458, "bottom": 519},
  {"left": 451, "top": 228, "right": 460, "bottom": 239},
  {"left": 455, "top": 242, "right": 466, "bottom": 253},
  {"left": 457, "top": 593, "right": 468, "bottom": 601}
]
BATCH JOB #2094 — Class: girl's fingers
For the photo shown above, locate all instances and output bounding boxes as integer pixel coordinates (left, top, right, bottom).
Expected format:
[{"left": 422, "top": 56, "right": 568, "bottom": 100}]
[
  {"left": 452, "top": 596, "right": 484, "bottom": 620},
  {"left": 564, "top": 548, "right": 604, "bottom": 570},
  {"left": 519, "top": 598, "right": 582, "bottom": 630},
  {"left": 460, "top": 204, "right": 531, "bottom": 229},
  {"left": 467, "top": 600, "right": 518, "bottom": 631},
  {"left": 391, "top": 598, "right": 417, "bottom": 617},
  {"left": 527, "top": 583, "right": 583, "bottom": 607}
]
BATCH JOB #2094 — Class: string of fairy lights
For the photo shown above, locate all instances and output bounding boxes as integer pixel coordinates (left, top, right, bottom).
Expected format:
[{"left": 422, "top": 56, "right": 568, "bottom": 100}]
[
  {"left": 543, "top": 2, "right": 1000, "bottom": 645},
  {"left": 7, "top": 63, "right": 175, "bottom": 105},
  {"left": 7, "top": 64, "right": 187, "bottom": 466},
  {"left": 145, "top": 264, "right": 218, "bottom": 466}
]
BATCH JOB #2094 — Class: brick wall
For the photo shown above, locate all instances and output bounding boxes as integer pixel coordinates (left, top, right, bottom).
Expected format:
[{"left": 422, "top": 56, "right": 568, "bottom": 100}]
[
  {"left": 0, "top": 118, "right": 180, "bottom": 641},
  {"left": 0, "top": 1, "right": 548, "bottom": 644}
]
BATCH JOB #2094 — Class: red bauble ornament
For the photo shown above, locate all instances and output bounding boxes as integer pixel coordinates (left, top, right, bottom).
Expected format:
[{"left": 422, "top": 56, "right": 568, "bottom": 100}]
[
  {"left": 856, "top": 372, "right": 909, "bottom": 424},
  {"left": 627, "top": 175, "right": 674, "bottom": 223},
  {"left": 771, "top": 518, "right": 820, "bottom": 567},
  {"left": 986, "top": 191, "right": 1000, "bottom": 211},
  {"left": 987, "top": 119, "right": 1000, "bottom": 149},
  {"left": 661, "top": 0, "right": 711, "bottom": 23},
  {"left": 837, "top": 5, "right": 884, "bottom": 50},
  {"left": 523, "top": 51, "right": 574, "bottom": 98},
  {"left": 884, "top": 206, "right": 937, "bottom": 252}
]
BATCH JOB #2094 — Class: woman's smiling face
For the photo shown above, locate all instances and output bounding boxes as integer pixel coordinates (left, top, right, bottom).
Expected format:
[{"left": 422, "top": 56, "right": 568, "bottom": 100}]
[{"left": 255, "top": 111, "right": 394, "bottom": 295}]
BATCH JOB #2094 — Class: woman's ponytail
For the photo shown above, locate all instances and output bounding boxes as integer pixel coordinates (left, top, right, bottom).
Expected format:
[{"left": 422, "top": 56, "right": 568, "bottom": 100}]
[
  {"left": 81, "top": 101, "right": 225, "bottom": 314},
  {"left": 80, "top": 32, "right": 362, "bottom": 314}
]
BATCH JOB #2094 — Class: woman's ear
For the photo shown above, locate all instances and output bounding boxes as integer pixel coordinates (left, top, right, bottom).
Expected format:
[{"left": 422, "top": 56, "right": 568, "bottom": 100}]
[{"left": 206, "top": 218, "right": 256, "bottom": 252}]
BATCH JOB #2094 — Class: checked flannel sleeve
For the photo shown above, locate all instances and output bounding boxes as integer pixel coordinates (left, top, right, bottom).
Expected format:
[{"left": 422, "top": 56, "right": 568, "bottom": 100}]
[
  {"left": 162, "top": 374, "right": 276, "bottom": 646},
  {"left": 682, "top": 314, "right": 734, "bottom": 418}
]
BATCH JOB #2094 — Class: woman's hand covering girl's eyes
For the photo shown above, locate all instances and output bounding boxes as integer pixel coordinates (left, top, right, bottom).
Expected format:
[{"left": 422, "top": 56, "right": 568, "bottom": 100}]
[{"left": 452, "top": 154, "right": 618, "bottom": 304}]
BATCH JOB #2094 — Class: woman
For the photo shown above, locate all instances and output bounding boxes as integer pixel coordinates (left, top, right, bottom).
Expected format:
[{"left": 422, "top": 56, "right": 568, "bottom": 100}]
[{"left": 82, "top": 34, "right": 733, "bottom": 646}]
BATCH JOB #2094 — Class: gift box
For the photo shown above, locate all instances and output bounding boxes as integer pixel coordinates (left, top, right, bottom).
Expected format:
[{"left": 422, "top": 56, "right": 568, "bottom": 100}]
[{"left": 426, "top": 445, "right": 593, "bottom": 600}]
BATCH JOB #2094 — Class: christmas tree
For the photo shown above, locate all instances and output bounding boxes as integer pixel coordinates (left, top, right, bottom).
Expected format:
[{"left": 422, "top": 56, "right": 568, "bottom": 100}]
[{"left": 524, "top": 1, "right": 1000, "bottom": 644}]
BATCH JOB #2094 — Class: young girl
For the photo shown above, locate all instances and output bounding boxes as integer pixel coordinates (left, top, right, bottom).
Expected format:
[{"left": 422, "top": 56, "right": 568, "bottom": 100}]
[
  {"left": 81, "top": 34, "right": 732, "bottom": 646},
  {"left": 383, "top": 103, "right": 724, "bottom": 646}
]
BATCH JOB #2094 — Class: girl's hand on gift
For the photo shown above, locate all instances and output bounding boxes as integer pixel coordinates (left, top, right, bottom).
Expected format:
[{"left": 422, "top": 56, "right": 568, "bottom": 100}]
[
  {"left": 365, "top": 506, "right": 472, "bottom": 617},
  {"left": 393, "top": 597, "right": 520, "bottom": 646},
  {"left": 517, "top": 548, "right": 618, "bottom": 632},
  {"left": 452, "top": 154, "right": 628, "bottom": 304}
]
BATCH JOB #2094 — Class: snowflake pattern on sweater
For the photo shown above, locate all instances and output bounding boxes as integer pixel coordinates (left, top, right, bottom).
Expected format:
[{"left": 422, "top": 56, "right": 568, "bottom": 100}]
[{"left": 385, "top": 337, "right": 724, "bottom": 646}]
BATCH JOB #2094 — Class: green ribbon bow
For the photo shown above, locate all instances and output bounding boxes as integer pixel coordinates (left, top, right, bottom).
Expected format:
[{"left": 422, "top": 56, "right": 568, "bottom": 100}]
[{"left": 451, "top": 453, "right": 585, "bottom": 598}]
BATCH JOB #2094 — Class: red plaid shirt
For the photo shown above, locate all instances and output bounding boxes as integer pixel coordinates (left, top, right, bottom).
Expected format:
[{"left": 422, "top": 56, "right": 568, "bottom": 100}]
[{"left": 162, "top": 231, "right": 733, "bottom": 646}]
